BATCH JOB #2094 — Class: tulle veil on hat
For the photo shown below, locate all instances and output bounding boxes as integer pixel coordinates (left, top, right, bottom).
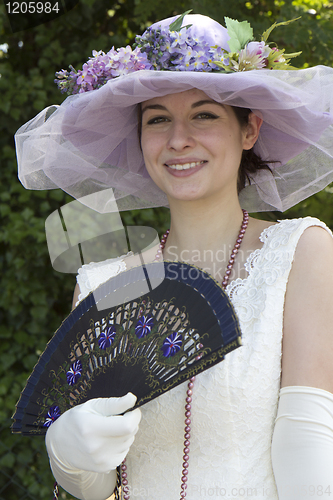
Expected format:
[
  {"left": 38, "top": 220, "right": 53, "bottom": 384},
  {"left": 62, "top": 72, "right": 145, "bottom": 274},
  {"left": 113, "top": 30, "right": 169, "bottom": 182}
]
[{"left": 15, "top": 13, "right": 333, "bottom": 213}]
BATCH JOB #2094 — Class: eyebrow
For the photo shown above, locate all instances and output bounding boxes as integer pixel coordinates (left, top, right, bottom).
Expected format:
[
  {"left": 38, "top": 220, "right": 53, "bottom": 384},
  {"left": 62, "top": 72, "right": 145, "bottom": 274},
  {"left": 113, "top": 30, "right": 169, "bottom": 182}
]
[
  {"left": 141, "top": 104, "right": 167, "bottom": 114},
  {"left": 141, "top": 99, "right": 225, "bottom": 114},
  {"left": 191, "top": 99, "right": 225, "bottom": 109}
]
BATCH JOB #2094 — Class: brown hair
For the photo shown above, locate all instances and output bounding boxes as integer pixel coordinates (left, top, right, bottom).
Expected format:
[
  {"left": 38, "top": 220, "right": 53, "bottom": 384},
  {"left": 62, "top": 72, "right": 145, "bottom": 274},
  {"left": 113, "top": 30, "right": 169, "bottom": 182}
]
[{"left": 232, "top": 107, "right": 273, "bottom": 194}]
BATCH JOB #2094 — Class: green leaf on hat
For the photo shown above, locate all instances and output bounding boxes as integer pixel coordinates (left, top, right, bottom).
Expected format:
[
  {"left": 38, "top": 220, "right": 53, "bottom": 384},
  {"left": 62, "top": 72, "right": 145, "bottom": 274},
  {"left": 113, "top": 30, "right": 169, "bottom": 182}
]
[
  {"left": 266, "top": 47, "right": 302, "bottom": 70},
  {"left": 261, "top": 17, "right": 301, "bottom": 43},
  {"left": 169, "top": 10, "right": 193, "bottom": 32},
  {"left": 224, "top": 17, "right": 253, "bottom": 52},
  {"left": 284, "top": 51, "right": 303, "bottom": 59}
]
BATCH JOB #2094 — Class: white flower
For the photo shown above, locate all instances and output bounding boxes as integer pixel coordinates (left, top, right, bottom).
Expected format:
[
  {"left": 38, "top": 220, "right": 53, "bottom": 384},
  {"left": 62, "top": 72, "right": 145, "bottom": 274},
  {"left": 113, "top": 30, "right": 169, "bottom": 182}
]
[{"left": 234, "top": 41, "right": 271, "bottom": 71}]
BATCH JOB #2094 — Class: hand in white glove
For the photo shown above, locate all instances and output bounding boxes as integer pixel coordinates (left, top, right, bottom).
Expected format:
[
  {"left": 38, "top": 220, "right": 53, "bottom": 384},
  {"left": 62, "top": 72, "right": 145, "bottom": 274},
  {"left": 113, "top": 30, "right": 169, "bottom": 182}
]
[
  {"left": 45, "top": 393, "right": 141, "bottom": 500},
  {"left": 46, "top": 392, "right": 141, "bottom": 473}
]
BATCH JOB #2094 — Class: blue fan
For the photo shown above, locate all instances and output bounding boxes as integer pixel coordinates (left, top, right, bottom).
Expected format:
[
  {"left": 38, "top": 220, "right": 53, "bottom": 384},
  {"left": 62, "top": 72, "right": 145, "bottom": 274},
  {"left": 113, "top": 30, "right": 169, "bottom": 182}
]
[{"left": 12, "top": 261, "right": 241, "bottom": 435}]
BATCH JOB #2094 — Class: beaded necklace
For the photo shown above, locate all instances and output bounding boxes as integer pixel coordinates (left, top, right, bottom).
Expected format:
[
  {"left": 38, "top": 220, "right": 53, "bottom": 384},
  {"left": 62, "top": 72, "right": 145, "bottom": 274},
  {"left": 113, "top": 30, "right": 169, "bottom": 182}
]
[{"left": 121, "top": 210, "right": 249, "bottom": 500}]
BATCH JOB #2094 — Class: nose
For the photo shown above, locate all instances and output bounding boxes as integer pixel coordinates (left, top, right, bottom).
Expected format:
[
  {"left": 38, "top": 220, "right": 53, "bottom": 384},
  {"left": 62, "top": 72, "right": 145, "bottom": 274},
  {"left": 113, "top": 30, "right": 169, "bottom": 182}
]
[{"left": 166, "top": 120, "right": 196, "bottom": 151}]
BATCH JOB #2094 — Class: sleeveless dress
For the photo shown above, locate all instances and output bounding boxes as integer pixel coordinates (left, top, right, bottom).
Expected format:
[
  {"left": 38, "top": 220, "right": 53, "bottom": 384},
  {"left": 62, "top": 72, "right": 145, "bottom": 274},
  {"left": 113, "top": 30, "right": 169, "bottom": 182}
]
[{"left": 76, "top": 217, "right": 332, "bottom": 500}]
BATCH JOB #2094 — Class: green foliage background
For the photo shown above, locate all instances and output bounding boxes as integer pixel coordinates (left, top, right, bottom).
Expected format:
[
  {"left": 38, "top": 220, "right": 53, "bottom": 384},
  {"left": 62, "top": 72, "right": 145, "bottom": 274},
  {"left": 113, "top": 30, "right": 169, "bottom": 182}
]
[{"left": 0, "top": 0, "right": 332, "bottom": 498}]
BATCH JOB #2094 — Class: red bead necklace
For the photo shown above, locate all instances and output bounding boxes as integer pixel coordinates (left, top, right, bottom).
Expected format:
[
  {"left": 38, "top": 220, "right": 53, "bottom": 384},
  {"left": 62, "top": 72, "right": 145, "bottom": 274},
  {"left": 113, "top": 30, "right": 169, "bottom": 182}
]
[{"left": 121, "top": 210, "right": 249, "bottom": 500}]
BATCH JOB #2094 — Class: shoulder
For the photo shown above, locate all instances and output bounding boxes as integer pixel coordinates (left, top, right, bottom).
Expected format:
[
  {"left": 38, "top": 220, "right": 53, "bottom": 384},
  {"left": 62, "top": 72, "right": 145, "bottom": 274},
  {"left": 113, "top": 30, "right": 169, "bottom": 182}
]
[
  {"left": 286, "top": 219, "right": 333, "bottom": 282},
  {"left": 293, "top": 222, "right": 333, "bottom": 255}
]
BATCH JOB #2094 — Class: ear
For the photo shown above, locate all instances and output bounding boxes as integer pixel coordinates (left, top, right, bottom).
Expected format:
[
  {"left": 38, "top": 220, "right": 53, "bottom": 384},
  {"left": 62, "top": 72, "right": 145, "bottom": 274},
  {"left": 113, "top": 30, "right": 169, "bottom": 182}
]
[{"left": 242, "top": 112, "right": 263, "bottom": 150}]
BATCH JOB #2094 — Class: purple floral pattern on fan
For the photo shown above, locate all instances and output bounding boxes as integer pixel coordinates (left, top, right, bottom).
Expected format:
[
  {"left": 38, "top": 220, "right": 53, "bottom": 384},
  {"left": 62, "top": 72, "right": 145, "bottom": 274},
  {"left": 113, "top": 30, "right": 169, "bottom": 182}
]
[
  {"left": 161, "top": 332, "right": 183, "bottom": 357},
  {"left": 135, "top": 314, "right": 154, "bottom": 338},
  {"left": 43, "top": 405, "right": 61, "bottom": 428},
  {"left": 66, "top": 360, "right": 82, "bottom": 386},
  {"left": 98, "top": 326, "right": 116, "bottom": 350}
]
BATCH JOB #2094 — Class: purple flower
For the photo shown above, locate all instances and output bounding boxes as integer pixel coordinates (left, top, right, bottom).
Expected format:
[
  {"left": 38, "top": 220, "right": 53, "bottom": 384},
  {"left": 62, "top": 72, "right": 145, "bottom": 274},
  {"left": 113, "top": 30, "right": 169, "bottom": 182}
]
[
  {"left": 43, "top": 406, "right": 61, "bottom": 428},
  {"left": 55, "top": 16, "right": 301, "bottom": 96},
  {"left": 168, "top": 34, "right": 219, "bottom": 72},
  {"left": 76, "top": 63, "right": 97, "bottom": 84},
  {"left": 56, "top": 24, "right": 227, "bottom": 94},
  {"left": 99, "top": 326, "right": 116, "bottom": 350},
  {"left": 55, "top": 46, "right": 152, "bottom": 94},
  {"left": 170, "top": 30, "right": 188, "bottom": 50},
  {"left": 54, "top": 66, "right": 79, "bottom": 94},
  {"left": 66, "top": 360, "right": 82, "bottom": 386},
  {"left": 135, "top": 314, "right": 154, "bottom": 338},
  {"left": 161, "top": 332, "right": 183, "bottom": 357}
]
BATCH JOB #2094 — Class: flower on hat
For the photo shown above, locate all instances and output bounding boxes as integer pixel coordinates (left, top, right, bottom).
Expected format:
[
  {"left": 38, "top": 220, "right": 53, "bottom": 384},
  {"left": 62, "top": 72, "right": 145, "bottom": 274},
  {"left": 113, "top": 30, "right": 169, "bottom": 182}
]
[
  {"left": 214, "top": 17, "right": 301, "bottom": 72},
  {"left": 229, "top": 41, "right": 271, "bottom": 71},
  {"left": 55, "top": 12, "right": 301, "bottom": 95},
  {"left": 55, "top": 46, "right": 152, "bottom": 94}
]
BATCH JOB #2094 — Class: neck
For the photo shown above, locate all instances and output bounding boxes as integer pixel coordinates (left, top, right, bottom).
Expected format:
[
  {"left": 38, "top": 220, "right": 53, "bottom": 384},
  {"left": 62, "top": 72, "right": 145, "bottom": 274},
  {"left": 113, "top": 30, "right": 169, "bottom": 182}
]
[{"left": 164, "top": 197, "right": 245, "bottom": 266}]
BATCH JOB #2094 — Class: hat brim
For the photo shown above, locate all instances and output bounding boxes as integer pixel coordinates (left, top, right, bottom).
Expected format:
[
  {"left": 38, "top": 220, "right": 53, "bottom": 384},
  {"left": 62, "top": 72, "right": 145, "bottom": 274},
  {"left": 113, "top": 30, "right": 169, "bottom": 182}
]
[{"left": 16, "top": 67, "right": 333, "bottom": 212}]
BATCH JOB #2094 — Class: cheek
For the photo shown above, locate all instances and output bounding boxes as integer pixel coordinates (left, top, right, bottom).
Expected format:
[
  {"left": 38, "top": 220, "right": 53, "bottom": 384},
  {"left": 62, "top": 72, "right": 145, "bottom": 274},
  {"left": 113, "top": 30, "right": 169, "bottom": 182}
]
[
  {"left": 141, "top": 130, "right": 152, "bottom": 159},
  {"left": 141, "top": 139, "right": 153, "bottom": 173},
  {"left": 141, "top": 136, "right": 165, "bottom": 187},
  {"left": 140, "top": 134, "right": 148, "bottom": 157},
  {"left": 141, "top": 133, "right": 161, "bottom": 168}
]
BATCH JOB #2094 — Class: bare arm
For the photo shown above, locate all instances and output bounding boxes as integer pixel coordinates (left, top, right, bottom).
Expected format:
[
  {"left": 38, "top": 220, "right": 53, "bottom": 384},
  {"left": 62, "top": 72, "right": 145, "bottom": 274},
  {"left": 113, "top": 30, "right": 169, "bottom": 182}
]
[
  {"left": 281, "top": 225, "right": 333, "bottom": 391},
  {"left": 272, "top": 226, "right": 333, "bottom": 498}
]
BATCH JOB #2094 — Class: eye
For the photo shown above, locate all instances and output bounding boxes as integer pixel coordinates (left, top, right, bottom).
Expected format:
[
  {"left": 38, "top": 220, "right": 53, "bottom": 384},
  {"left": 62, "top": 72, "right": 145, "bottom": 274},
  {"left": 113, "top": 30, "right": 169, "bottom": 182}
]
[
  {"left": 147, "top": 116, "right": 169, "bottom": 125},
  {"left": 195, "top": 112, "right": 218, "bottom": 120}
]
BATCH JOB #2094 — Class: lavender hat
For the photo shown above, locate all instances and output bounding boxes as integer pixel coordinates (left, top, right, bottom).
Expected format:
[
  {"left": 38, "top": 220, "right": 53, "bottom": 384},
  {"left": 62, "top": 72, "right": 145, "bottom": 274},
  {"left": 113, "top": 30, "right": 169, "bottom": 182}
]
[{"left": 15, "top": 13, "right": 333, "bottom": 212}]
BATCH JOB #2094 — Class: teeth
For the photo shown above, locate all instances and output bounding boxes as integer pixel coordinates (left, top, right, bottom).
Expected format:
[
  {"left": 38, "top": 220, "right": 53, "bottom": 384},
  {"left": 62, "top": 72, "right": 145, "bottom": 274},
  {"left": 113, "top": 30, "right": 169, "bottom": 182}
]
[{"left": 167, "top": 161, "right": 205, "bottom": 170}]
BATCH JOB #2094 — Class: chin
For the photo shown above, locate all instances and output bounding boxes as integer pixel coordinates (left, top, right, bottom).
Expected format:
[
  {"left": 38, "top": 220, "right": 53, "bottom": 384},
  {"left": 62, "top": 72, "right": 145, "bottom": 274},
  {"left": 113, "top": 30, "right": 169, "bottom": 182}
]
[{"left": 167, "top": 190, "right": 208, "bottom": 203}]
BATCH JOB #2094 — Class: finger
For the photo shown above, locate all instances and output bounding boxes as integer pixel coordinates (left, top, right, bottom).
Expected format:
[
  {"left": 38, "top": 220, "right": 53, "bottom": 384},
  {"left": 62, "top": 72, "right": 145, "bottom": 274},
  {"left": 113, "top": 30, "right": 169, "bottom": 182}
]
[
  {"left": 86, "top": 393, "right": 137, "bottom": 417},
  {"left": 93, "top": 408, "right": 141, "bottom": 438}
]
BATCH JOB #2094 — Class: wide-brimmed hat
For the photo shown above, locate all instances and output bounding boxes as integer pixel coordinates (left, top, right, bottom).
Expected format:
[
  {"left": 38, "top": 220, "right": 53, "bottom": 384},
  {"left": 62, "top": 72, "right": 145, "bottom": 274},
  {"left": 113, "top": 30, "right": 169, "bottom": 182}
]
[{"left": 15, "top": 13, "right": 333, "bottom": 213}]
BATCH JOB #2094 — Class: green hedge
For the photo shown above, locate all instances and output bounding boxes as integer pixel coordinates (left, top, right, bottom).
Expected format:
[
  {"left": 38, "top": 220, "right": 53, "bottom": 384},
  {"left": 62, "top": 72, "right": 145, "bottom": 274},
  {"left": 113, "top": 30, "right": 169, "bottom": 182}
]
[{"left": 1, "top": 0, "right": 332, "bottom": 497}]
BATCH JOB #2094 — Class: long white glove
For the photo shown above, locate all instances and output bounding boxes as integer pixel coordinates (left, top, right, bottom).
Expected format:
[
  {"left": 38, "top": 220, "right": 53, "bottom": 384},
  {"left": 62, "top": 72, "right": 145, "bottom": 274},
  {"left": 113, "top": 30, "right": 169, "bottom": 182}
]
[
  {"left": 45, "top": 393, "right": 141, "bottom": 500},
  {"left": 271, "top": 386, "right": 333, "bottom": 499}
]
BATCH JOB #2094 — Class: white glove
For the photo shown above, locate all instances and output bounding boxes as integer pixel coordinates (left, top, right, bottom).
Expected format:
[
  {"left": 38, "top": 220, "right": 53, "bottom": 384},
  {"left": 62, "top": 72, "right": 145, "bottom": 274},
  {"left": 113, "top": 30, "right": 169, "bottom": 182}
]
[
  {"left": 45, "top": 392, "right": 141, "bottom": 500},
  {"left": 271, "top": 386, "right": 333, "bottom": 499}
]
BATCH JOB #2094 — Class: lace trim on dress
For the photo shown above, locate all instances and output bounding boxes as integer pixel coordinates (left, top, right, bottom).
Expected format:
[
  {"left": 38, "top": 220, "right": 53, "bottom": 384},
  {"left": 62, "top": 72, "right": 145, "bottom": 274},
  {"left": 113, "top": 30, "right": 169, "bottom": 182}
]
[{"left": 226, "top": 216, "right": 332, "bottom": 300}]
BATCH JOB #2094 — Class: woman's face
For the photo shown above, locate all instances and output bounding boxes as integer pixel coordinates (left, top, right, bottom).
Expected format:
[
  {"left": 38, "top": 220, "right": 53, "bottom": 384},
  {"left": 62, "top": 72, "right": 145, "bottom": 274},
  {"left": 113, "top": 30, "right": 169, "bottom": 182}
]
[{"left": 140, "top": 89, "right": 261, "bottom": 205}]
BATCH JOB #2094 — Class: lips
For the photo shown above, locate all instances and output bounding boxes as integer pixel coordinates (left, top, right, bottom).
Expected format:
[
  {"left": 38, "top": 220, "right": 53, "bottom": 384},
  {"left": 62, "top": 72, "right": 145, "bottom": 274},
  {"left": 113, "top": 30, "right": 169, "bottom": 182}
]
[{"left": 164, "top": 160, "right": 207, "bottom": 171}]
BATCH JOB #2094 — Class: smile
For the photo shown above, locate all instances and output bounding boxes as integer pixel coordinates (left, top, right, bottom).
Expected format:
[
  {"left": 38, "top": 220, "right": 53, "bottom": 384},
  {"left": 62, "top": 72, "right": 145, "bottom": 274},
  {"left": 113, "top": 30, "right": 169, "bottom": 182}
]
[{"left": 166, "top": 161, "right": 206, "bottom": 171}]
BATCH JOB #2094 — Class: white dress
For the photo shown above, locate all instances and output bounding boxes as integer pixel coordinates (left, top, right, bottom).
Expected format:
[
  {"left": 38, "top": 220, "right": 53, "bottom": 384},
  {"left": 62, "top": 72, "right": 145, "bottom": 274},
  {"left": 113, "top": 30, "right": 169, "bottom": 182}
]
[{"left": 76, "top": 217, "right": 331, "bottom": 500}]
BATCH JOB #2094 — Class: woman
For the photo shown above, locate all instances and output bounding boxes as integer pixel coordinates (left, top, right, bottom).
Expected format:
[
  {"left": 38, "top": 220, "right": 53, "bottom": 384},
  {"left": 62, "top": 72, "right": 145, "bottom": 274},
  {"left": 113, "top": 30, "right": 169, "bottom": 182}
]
[{"left": 15, "top": 13, "right": 333, "bottom": 500}]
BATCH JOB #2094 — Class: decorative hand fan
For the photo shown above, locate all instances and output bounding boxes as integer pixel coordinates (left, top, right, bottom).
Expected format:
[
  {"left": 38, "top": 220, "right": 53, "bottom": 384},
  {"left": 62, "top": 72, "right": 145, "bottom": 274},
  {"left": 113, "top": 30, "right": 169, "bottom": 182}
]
[{"left": 12, "top": 261, "right": 241, "bottom": 435}]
